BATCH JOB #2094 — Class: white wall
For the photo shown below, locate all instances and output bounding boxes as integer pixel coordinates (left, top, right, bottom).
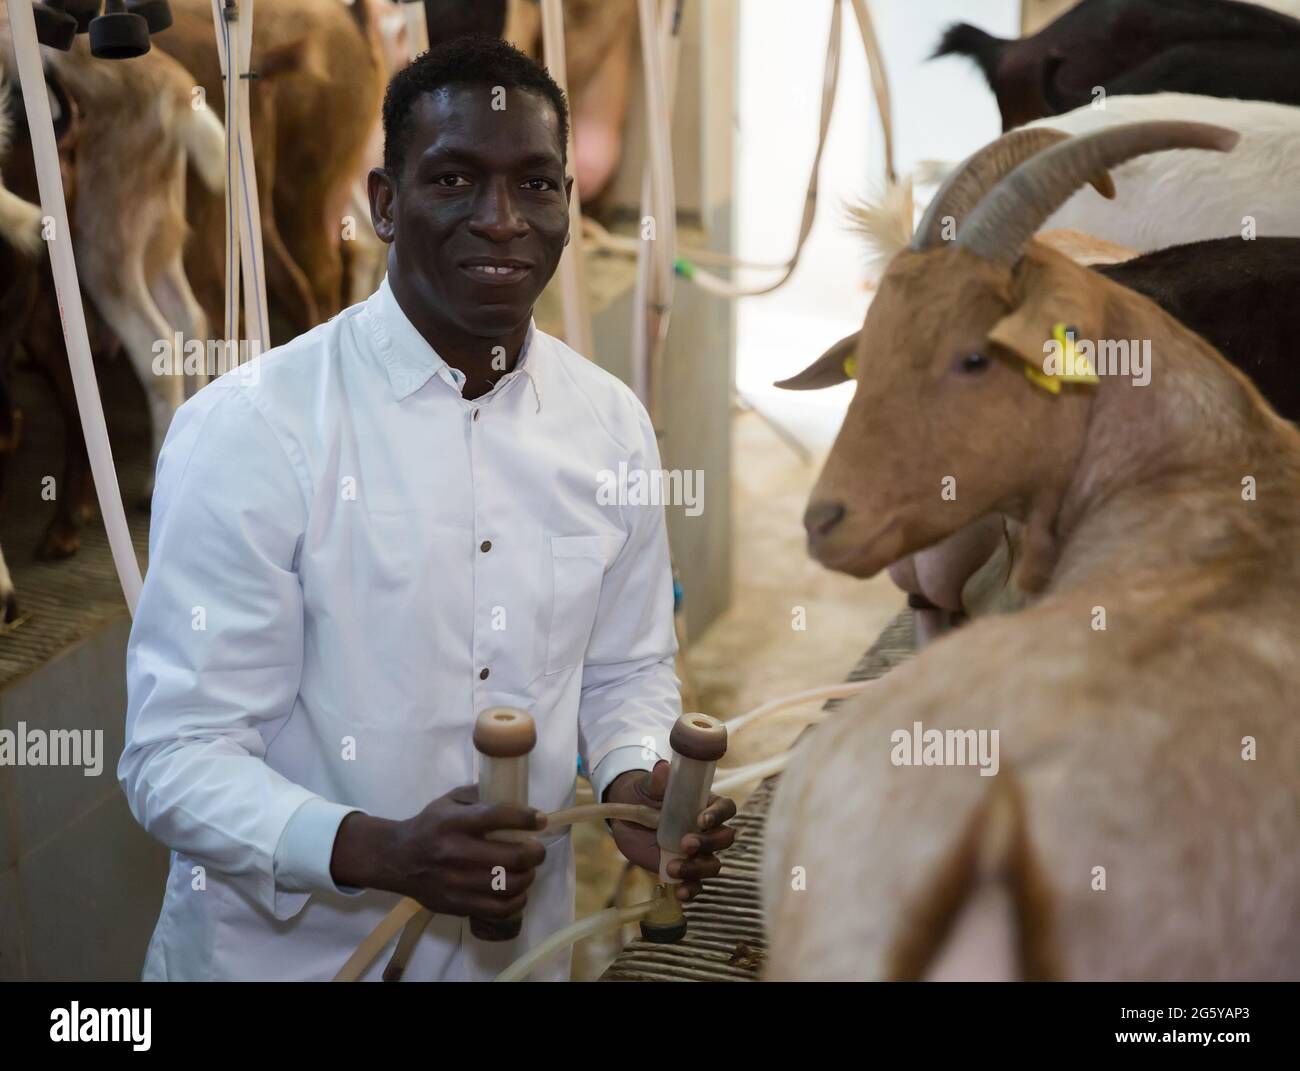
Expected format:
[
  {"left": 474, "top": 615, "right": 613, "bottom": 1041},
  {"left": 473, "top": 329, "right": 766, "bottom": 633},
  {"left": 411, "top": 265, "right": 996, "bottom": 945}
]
[{"left": 734, "top": 0, "right": 1017, "bottom": 450}]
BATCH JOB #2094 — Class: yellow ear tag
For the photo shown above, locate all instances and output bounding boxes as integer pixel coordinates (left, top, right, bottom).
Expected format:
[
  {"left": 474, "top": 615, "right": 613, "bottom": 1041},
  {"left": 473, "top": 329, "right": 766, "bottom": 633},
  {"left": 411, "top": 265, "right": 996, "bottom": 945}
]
[
  {"left": 842, "top": 354, "right": 857, "bottom": 380},
  {"left": 1025, "top": 323, "right": 1100, "bottom": 394},
  {"left": 1024, "top": 364, "right": 1063, "bottom": 394}
]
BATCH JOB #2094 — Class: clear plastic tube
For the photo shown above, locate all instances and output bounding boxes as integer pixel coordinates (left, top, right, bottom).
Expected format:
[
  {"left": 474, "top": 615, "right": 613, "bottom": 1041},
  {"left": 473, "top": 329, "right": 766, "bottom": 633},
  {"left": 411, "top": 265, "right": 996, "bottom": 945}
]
[
  {"left": 332, "top": 896, "right": 424, "bottom": 982},
  {"left": 546, "top": 803, "right": 659, "bottom": 831},
  {"left": 713, "top": 751, "right": 793, "bottom": 796},
  {"left": 724, "top": 680, "right": 873, "bottom": 736},
  {"left": 493, "top": 899, "right": 656, "bottom": 982}
]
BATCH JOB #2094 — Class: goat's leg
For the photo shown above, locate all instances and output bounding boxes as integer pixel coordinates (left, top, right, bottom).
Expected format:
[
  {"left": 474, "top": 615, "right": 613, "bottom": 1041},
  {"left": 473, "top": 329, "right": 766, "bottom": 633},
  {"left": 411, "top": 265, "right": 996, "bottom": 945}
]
[
  {"left": 263, "top": 215, "right": 320, "bottom": 336},
  {"left": 276, "top": 187, "right": 345, "bottom": 321},
  {"left": 150, "top": 255, "right": 210, "bottom": 398},
  {"left": 89, "top": 266, "right": 184, "bottom": 507}
]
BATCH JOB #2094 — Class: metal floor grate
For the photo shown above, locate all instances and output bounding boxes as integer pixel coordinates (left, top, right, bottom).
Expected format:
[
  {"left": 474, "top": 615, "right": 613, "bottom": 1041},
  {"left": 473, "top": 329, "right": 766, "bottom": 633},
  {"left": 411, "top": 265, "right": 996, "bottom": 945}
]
[{"left": 601, "top": 609, "right": 917, "bottom": 981}]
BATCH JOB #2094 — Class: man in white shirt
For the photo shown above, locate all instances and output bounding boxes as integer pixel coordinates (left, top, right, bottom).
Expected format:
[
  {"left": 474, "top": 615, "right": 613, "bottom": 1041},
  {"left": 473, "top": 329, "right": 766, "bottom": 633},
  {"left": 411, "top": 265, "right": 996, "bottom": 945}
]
[{"left": 119, "top": 34, "right": 734, "bottom": 981}]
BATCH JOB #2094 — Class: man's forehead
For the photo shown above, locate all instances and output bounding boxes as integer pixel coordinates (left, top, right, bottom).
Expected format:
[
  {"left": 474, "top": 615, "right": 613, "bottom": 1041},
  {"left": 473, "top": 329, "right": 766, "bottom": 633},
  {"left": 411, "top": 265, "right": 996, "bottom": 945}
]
[{"left": 412, "top": 85, "right": 563, "bottom": 160}]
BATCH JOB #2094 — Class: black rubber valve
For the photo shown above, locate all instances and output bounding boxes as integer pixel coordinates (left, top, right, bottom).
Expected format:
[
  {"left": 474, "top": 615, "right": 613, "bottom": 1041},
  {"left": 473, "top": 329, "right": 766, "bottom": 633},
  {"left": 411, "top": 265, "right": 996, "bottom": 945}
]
[
  {"left": 33, "top": 2, "right": 79, "bottom": 51},
  {"left": 127, "top": 0, "right": 173, "bottom": 34},
  {"left": 59, "top": 0, "right": 104, "bottom": 34},
  {"left": 89, "top": 0, "right": 150, "bottom": 58}
]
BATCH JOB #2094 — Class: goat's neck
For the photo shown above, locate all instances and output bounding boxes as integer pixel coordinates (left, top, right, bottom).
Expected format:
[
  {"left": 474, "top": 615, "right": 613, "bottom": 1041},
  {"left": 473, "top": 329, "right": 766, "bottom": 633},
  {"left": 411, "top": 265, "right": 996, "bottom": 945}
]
[{"left": 1049, "top": 287, "right": 1300, "bottom": 583}]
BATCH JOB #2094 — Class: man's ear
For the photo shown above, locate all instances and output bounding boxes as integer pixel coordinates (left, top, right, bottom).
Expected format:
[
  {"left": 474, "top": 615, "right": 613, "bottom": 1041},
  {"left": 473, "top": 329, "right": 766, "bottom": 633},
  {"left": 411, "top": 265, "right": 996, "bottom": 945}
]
[
  {"left": 774, "top": 331, "right": 860, "bottom": 390},
  {"left": 368, "top": 167, "right": 396, "bottom": 244}
]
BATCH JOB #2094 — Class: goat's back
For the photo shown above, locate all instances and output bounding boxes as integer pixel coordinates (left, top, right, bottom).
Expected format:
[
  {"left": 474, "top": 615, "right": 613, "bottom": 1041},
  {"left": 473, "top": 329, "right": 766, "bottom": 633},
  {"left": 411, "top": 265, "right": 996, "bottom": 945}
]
[
  {"left": 1027, "top": 94, "right": 1300, "bottom": 251},
  {"left": 763, "top": 560, "right": 1300, "bottom": 980}
]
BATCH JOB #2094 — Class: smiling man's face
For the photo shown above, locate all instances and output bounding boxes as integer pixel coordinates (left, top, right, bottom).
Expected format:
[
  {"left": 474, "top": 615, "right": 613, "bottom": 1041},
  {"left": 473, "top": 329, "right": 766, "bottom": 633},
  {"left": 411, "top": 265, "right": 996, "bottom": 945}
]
[{"left": 369, "top": 83, "right": 572, "bottom": 339}]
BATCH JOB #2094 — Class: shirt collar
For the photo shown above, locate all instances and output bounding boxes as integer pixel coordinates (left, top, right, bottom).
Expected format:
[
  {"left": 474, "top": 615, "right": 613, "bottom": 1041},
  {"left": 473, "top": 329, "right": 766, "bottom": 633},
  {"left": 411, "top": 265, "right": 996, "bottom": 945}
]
[{"left": 366, "top": 274, "right": 540, "bottom": 404}]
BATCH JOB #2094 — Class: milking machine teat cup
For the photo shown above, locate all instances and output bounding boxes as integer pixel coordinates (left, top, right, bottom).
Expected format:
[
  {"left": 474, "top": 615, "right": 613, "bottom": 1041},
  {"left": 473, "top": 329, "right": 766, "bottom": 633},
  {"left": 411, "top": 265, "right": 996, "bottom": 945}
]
[
  {"left": 471, "top": 706, "right": 537, "bottom": 942},
  {"left": 642, "top": 711, "right": 728, "bottom": 944}
]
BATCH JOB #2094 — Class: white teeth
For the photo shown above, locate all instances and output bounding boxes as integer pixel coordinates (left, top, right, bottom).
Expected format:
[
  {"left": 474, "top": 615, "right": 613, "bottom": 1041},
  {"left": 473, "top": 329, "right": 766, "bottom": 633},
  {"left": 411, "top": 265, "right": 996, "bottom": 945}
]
[{"left": 470, "top": 265, "right": 517, "bottom": 275}]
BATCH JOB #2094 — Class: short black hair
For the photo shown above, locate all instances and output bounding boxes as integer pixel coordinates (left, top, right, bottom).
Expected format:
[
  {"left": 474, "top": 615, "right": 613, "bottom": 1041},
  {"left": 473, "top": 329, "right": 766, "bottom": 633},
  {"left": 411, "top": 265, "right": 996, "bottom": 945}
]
[{"left": 381, "top": 33, "right": 570, "bottom": 178}]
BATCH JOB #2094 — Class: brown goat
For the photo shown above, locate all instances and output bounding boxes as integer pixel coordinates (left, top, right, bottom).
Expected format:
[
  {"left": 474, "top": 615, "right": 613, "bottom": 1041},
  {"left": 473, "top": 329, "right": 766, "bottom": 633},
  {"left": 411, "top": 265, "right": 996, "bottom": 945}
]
[
  {"left": 156, "top": 0, "right": 385, "bottom": 331},
  {"left": 763, "top": 121, "right": 1300, "bottom": 980},
  {"left": 0, "top": 66, "right": 98, "bottom": 564}
]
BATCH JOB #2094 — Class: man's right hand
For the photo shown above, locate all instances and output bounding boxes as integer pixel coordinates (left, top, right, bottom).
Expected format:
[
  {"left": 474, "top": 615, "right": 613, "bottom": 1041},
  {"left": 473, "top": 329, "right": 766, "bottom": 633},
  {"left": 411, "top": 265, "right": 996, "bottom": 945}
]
[{"left": 329, "top": 784, "right": 547, "bottom": 921}]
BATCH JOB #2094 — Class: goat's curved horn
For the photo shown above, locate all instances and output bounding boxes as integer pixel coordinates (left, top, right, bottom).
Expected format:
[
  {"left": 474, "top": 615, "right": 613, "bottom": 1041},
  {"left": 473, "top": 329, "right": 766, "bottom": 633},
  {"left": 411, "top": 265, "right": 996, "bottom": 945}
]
[
  {"left": 912, "top": 128, "right": 1103, "bottom": 250},
  {"left": 957, "top": 121, "right": 1240, "bottom": 265}
]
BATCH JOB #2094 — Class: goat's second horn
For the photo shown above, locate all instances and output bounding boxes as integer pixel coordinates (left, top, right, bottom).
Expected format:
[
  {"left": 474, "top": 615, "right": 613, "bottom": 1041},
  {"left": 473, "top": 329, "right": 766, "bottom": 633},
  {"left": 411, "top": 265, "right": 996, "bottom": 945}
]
[
  {"left": 956, "top": 121, "right": 1240, "bottom": 266},
  {"left": 911, "top": 127, "right": 1073, "bottom": 251}
]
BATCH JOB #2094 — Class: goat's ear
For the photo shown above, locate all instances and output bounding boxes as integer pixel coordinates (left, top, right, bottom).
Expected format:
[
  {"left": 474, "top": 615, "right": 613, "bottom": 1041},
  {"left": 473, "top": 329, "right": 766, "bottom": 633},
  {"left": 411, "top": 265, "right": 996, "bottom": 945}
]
[
  {"left": 774, "top": 332, "right": 860, "bottom": 390},
  {"left": 986, "top": 261, "right": 1099, "bottom": 379},
  {"left": 987, "top": 302, "right": 1055, "bottom": 370}
]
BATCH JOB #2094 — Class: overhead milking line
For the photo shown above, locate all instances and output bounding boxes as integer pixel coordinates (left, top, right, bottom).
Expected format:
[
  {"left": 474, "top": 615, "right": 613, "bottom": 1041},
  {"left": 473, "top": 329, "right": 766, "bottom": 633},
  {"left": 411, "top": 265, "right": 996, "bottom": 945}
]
[
  {"left": 587, "top": 0, "right": 894, "bottom": 308},
  {"left": 211, "top": 0, "right": 270, "bottom": 354},
  {"left": 539, "top": 0, "right": 595, "bottom": 359}
]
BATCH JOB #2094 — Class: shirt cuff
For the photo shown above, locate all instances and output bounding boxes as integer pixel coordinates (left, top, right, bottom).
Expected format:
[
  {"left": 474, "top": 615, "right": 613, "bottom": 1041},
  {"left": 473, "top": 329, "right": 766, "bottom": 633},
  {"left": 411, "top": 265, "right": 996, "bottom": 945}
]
[
  {"left": 590, "top": 743, "right": 665, "bottom": 803},
  {"left": 273, "top": 798, "right": 367, "bottom": 896}
]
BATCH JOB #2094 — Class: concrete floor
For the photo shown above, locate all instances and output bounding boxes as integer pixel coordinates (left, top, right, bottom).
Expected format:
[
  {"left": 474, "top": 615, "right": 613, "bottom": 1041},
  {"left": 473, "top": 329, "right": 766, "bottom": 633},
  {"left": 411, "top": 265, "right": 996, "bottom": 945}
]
[{"left": 571, "top": 406, "right": 901, "bottom": 979}]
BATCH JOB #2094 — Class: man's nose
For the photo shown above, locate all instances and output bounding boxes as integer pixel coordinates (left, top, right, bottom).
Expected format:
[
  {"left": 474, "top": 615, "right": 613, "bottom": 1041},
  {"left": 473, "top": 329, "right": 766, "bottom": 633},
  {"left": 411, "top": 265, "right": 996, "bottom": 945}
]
[
  {"left": 469, "top": 183, "right": 527, "bottom": 239},
  {"left": 804, "top": 500, "right": 846, "bottom": 540}
]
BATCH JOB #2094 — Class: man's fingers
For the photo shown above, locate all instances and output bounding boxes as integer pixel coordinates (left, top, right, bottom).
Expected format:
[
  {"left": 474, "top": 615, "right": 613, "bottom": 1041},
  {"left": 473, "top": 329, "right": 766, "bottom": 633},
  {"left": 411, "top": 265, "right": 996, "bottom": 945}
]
[
  {"left": 448, "top": 834, "right": 547, "bottom": 872},
  {"left": 668, "top": 853, "right": 722, "bottom": 882},
  {"left": 644, "top": 760, "right": 670, "bottom": 802},
  {"left": 697, "top": 794, "right": 737, "bottom": 830},
  {"left": 452, "top": 801, "right": 547, "bottom": 835},
  {"left": 675, "top": 880, "right": 703, "bottom": 902},
  {"left": 680, "top": 824, "right": 735, "bottom": 857}
]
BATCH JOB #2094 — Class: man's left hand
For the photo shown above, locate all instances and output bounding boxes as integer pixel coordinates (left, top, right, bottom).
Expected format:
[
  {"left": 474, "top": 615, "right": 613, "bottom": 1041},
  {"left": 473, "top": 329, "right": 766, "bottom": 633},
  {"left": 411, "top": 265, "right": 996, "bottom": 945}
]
[{"left": 605, "top": 761, "right": 736, "bottom": 901}]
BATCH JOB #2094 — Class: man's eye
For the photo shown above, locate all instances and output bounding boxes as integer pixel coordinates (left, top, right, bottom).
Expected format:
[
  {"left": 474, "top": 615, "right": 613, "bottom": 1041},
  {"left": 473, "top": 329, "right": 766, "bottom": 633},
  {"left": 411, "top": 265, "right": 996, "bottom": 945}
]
[
  {"left": 522, "top": 177, "right": 556, "bottom": 191},
  {"left": 435, "top": 175, "right": 470, "bottom": 188}
]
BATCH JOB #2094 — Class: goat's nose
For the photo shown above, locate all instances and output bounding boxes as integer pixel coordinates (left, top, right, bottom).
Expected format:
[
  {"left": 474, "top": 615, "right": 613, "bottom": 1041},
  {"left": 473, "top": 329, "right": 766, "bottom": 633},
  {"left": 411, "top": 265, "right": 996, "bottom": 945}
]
[{"left": 804, "top": 501, "right": 846, "bottom": 540}]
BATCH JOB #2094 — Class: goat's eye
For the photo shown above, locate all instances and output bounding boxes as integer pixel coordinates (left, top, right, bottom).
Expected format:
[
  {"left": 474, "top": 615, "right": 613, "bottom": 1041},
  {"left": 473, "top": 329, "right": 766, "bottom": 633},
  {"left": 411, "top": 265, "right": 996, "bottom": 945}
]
[{"left": 957, "top": 352, "right": 991, "bottom": 374}]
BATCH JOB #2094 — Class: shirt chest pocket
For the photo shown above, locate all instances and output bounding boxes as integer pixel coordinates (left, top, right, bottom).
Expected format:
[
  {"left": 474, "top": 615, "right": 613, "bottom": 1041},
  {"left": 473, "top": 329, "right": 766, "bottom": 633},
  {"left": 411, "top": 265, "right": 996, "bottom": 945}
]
[{"left": 546, "top": 534, "right": 626, "bottom": 676}]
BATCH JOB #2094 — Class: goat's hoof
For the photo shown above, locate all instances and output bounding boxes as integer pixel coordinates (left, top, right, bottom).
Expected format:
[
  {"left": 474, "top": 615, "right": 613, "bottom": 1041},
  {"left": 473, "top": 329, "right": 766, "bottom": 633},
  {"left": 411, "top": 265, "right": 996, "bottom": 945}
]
[{"left": 36, "top": 523, "right": 81, "bottom": 561}]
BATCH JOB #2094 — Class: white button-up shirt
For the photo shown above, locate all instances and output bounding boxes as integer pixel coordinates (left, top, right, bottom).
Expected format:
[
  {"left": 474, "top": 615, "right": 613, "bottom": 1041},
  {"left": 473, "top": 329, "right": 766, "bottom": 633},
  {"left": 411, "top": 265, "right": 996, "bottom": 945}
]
[{"left": 119, "top": 277, "right": 681, "bottom": 981}]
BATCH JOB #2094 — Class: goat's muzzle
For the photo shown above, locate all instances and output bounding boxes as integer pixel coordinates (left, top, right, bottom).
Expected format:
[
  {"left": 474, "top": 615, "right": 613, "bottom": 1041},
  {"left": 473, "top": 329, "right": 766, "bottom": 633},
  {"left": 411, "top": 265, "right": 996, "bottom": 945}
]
[{"left": 804, "top": 500, "right": 846, "bottom": 543}]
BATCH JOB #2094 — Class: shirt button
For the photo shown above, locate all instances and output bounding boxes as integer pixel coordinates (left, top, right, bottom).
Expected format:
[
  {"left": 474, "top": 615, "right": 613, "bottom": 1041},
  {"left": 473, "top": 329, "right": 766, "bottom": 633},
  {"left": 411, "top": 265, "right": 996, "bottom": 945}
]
[
  {"left": 480, "top": 540, "right": 492, "bottom": 553},
  {"left": 480, "top": 667, "right": 490, "bottom": 680}
]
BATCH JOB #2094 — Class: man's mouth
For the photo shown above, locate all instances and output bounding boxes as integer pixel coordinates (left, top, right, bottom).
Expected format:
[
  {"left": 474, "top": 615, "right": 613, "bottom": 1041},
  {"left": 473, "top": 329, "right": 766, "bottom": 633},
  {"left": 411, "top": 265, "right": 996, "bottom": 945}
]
[{"left": 459, "top": 258, "right": 532, "bottom": 285}]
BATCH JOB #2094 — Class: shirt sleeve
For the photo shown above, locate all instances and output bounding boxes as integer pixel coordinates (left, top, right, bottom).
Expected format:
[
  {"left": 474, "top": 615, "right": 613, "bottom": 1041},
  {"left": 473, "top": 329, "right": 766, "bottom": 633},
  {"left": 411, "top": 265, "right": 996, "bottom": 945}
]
[
  {"left": 273, "top": 798, "right": 367, "bottom": 895},
  {"left": 577, "top": 401, "right": 682, "bottom": 777},
  {"left": 118, "top": 380, "right": 329, "bottom": 921},
  {"left": 589, "top": 743, "right": 667, "bottom": 804}
]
